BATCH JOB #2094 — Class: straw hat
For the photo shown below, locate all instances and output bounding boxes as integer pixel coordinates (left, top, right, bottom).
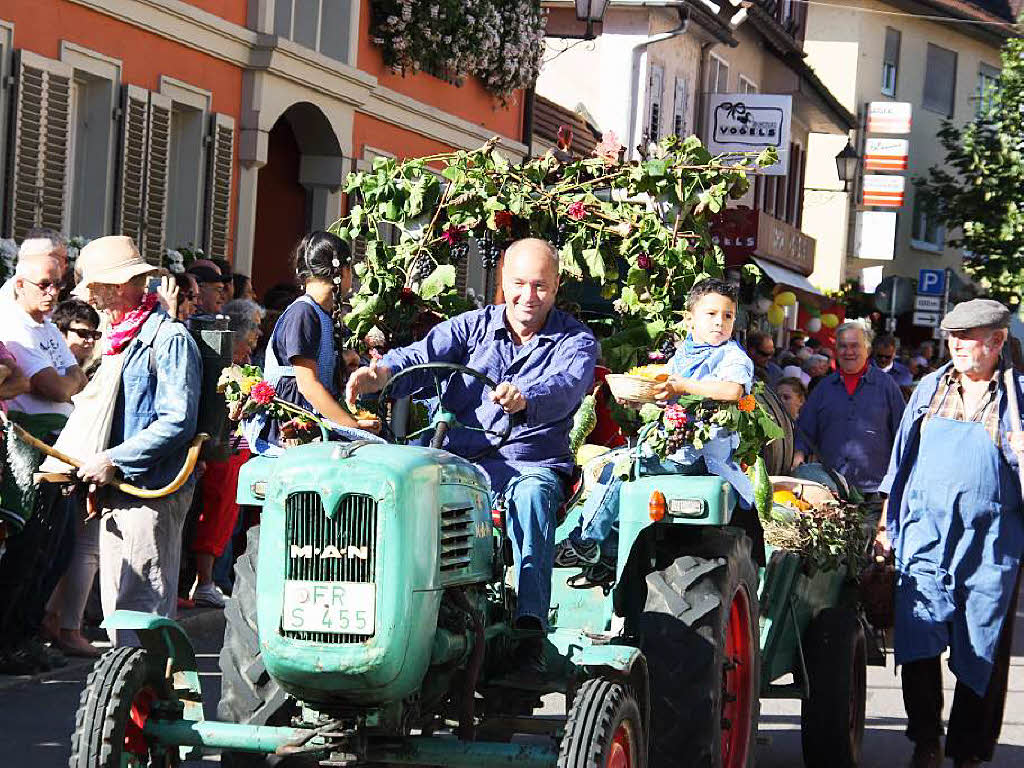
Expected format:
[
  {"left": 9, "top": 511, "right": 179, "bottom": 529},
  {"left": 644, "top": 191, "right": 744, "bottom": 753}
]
[{"left": 73, "top": 236, "right": 155, "bottom": 297}]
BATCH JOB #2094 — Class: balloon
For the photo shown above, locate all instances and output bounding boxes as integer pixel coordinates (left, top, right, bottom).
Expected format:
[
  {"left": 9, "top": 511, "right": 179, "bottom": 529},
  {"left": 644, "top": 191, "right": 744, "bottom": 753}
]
[
  {"left": 821, "top": 313, "right": 839, "bottom": 329},
  {"left": 806, "top": 317, "right": 822, "bottom": 333},
  {"left": 754, "top": 297, "right": 774, "bottom": 314},
  {"left": 767, "top": 305, "right": 785, "bottom": 326},
  {"left": 774, "top": 291, "right": 797, "bottom": 307}
]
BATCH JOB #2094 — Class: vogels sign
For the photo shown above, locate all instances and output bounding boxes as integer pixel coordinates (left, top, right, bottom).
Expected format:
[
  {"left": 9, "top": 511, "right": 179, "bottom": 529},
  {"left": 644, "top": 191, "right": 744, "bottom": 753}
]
[{"left": 706, "top": 94, "right": 792, "bottom": 176}]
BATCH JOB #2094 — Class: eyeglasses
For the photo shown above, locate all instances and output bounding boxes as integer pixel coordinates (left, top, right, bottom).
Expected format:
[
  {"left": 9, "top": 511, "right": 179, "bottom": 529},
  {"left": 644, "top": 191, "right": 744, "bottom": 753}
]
[
  {"left": 67, "top": 326, "right": 102, "bottom": 341},
  {"left": 22, "top": 278, "right": 60, "bottom": 294},
  {"left": 754, "top": 347, "right": 774, "bottom": 358}
]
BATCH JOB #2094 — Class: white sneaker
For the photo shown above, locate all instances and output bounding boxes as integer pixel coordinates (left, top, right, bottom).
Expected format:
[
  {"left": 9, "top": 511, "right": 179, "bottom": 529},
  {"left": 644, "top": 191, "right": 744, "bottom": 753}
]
[{"left": 192, "top": 583, "right": 227, "bottom": 609}]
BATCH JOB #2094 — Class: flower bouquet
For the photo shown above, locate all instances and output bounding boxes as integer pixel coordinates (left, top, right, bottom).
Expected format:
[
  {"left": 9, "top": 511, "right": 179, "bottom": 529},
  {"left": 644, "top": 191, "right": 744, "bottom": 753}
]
[{"left": 217, "top": 364, "right": 325, "bottom": 446}]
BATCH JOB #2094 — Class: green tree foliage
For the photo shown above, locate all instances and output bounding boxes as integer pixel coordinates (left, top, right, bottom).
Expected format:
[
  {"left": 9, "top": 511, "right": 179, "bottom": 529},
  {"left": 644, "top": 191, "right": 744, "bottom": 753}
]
[
  {"left": 332, "top": 136, "right": 774, "bottom": 368},
  {"left": 915, "top": 38, "right": 1024, "bottom": 307}
]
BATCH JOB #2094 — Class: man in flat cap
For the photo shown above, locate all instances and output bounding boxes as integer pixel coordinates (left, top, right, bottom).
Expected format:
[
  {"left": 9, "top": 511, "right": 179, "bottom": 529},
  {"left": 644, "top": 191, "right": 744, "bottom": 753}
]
[{"left": 877, "top": 298, "right": 1024, "bottom": 768}]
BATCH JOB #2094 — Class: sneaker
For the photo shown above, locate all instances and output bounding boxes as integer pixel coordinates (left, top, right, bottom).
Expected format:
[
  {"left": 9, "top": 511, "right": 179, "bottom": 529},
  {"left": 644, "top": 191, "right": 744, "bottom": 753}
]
[
  {"left": 908, "top": 742, "right": 943, "bottom": 768},
  {"left": 21, "top": 636, "right": 67, "bottom": 669},
  {"left": 553, "top": 537, "right": 601, "bottom": 568},
  {"left": 192, "top": 583, "right": 227, "bottom": 609}
]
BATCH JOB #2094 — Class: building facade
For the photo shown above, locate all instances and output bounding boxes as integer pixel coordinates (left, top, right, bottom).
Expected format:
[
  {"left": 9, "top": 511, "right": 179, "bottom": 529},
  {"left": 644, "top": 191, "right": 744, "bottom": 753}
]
[
  {"left": 0, "top": 0, "right": 530, "bottom": 296},
  {"left": 801, "top": 0, "right": 1018, "bottom": 293}
]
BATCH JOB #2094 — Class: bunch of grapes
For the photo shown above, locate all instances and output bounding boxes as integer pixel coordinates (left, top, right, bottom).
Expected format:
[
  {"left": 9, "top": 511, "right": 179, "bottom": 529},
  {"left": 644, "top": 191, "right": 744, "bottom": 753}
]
[
  {"left": 554, "top": 222, "right": 569, "bottom": 247},
  {"left": 664, "top": 423, "right": 697, "bottom": 454},
  {"left": 480, "top": 236, "right": 501, "bottom": 270},
  {"left": 450, "top": 240, "right": 470, "bottom": 263},
  {"left": 411, "top": 253, "right": 433, "bottom": 279}
]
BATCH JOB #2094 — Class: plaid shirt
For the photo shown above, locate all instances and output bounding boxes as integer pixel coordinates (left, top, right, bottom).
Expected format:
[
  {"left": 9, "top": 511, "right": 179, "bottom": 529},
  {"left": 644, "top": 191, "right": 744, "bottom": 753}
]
[{"left": 923, "top": 367, "right": 1002, "bottom": 446}]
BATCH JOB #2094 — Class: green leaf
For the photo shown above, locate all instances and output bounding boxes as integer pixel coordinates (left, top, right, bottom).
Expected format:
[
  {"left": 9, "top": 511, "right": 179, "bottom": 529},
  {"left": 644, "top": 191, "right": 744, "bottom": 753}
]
[
  {"left": 582, "top": 248, "right": 605, "bottom": 280},
  {"left": 645, "top": 159, "right": 668, "bottom": 177},
  {"left": 420, "top": 265, "right": 456, "bottom": 300}
]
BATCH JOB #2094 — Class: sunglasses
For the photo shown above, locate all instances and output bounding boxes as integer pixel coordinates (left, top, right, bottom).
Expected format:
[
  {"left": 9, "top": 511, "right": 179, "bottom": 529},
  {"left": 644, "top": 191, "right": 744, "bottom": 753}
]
[
  {"left": 22, "top": 278, "right": 60, "bottom": 294},
  {"left": 68, "top": 326, "right": 102, "bottom": 341}
]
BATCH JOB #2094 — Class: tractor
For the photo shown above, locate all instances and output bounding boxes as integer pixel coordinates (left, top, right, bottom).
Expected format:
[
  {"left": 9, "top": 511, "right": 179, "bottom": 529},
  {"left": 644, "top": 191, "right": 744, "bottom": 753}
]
[{"left": 69, "top": 361, "right": 872, "bottom": 768}]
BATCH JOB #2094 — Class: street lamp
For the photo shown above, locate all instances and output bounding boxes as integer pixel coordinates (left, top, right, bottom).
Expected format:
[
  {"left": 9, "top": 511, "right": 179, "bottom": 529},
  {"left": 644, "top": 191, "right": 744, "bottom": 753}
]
[
  {"left": 835, "top": 140, "right": 859, "bottom": 192},
  {"left": 575, "top": 0, "right": 609, "bottom": 40}
]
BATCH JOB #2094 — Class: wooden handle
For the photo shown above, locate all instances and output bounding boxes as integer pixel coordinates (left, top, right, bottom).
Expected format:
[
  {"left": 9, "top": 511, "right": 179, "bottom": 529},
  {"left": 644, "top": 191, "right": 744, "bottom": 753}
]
[{"left": 2, "top": 412, "right": 207, "bottom": 499}]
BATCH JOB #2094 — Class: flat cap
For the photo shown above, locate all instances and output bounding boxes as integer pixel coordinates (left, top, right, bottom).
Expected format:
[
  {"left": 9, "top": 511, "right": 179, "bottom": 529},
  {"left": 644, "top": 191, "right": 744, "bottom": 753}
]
[{"left": 940, "top": 298, "right": 1010, "bottom": 331}]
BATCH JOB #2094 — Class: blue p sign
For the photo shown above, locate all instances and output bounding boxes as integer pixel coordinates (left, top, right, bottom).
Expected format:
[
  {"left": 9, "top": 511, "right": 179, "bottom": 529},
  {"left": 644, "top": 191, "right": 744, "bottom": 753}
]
[{"left": 918, "top": 269, "right": 946, "bottom": 296}]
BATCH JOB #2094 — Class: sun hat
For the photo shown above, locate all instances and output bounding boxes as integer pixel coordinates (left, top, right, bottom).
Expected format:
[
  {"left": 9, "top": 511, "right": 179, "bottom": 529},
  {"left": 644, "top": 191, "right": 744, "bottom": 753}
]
[{"left": 72, "top": 236, "right": 156, "bottom": 297}]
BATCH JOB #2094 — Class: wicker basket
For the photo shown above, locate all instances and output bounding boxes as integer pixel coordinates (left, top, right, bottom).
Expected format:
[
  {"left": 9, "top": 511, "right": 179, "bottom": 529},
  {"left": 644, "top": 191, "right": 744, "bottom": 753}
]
[{"left": 605, "top": 374, "right": 662, "bottom": 404}]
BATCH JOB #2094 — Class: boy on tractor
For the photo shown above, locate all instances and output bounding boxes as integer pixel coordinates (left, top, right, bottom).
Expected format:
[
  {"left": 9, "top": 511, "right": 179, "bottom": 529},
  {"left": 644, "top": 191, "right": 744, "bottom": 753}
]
[
  {"left": 346, "top": 237, "right": 597, "bottom": 678},
  {"left": 555, "top": 277, "right": 764, "bottom": 584}
]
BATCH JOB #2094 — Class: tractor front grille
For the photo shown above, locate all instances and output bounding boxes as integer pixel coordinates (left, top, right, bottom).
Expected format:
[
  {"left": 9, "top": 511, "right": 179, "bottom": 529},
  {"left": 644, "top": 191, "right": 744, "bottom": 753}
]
[
  {"left": 282, "top": 491, "right": 377, "bottom": 644},
  {"left": 440, "top": 504, "right": 474, "bottom": 574}
]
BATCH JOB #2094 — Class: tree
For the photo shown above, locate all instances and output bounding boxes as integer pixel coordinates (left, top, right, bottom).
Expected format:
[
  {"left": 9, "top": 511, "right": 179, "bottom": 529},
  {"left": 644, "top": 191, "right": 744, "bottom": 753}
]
[{"left": 915, "top": 38, "right": 1024, "bottom": 307}]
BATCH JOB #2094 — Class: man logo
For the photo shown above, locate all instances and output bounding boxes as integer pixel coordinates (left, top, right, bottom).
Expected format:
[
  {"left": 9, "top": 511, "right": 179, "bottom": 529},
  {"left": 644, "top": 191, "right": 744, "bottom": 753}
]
[{"left": 290, "top": 544, "right": 369, "bottom": 560}]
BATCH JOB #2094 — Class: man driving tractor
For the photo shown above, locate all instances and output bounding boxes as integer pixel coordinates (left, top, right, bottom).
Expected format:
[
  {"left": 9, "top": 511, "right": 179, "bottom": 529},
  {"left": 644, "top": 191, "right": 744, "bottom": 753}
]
[{"left": 346, "top": 237, "right": 597, "bottom": 677}]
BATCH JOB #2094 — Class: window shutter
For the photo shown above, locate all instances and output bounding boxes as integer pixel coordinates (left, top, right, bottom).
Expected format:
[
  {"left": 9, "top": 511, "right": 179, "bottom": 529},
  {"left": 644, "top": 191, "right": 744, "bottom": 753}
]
[
  {"left": 647, "top": 65, "right": 664, "bottom": 142},
  {"left": 923, "top": 44, "right": 957, "bottom": 116},
  {"left": 203, "top": 113, "right": 235, "bottom": 261},
  {"left": 672, "top": 77, "right": 689, "bottom": 138},
  {"left": 143, "top": 92, "right": 171, "bottom": 265},
  {"left": 115, "top": 84, "right": 150, "bottom": 246},
  {"left": 6, "top": 50, "right": 72, "bottom": 240}
]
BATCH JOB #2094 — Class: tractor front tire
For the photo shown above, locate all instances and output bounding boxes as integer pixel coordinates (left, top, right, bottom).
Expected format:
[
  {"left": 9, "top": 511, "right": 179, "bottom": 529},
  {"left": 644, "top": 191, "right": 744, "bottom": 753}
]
[
  {"left": 800, "top": 607, "right": 867, "bottom": 768},
  {"left": 70, "top": 646, "right": 177, "bottom": 767},
  {"left": 559, "top": 677, "right": 646, "bottom": 768},
  {"left": 631, "top": 530, "right": 759, "bottom": 768},
  {"left": 218, "top": 525, "right": 300, "bottom": 768}
]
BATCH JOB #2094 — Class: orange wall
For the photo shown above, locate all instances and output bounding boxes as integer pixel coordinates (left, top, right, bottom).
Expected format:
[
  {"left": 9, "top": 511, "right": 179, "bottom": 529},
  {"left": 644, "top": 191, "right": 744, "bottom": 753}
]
[
  {"left": 356, "top": 0, "right": 525, "bottom": 145},
  {"left": 3, "top": 0, "right": 244, "bottom": 258},
  {"left": 183, "top": 0, "right": 248, "bottom": 27},
  {"left": 352, "top": 114, "right": 457, "bottom": 162}
]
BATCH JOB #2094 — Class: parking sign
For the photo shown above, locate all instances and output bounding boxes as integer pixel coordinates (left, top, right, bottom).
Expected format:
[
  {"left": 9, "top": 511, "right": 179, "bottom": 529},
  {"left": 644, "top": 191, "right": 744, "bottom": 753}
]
[{"left": 918, "top": 269, "right": 946, "bottom": 296}]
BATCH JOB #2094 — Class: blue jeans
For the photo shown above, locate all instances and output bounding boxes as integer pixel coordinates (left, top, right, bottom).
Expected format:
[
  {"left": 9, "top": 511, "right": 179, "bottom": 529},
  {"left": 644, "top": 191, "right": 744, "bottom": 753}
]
[
  {"left": 500, "top": 468, "right": 565, "bottom": 630},
  {"left": 569, "top": 453, "right": 706, "bottom": 559}
]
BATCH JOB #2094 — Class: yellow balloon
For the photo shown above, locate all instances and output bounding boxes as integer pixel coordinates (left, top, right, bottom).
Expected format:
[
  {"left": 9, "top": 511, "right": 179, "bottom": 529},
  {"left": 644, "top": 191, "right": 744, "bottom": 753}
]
[
  {"left": 774, "top": 291, "right": 797, "bottom": 307},
  {"left": 767, "top": 305, "right": 785, "bottom": 326},
  {"left": 821, "top": 313, "right": 839, "bottom": 329}
]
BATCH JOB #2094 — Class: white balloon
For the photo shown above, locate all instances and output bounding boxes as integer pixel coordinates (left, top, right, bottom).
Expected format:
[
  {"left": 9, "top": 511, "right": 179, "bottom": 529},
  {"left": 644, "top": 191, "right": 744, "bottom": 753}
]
[
  {"left": 806, "top": 317, "right": 822, "bottom": 333},
  {"left": 754, "top": 297, "right": 774, "bottom": 314}
]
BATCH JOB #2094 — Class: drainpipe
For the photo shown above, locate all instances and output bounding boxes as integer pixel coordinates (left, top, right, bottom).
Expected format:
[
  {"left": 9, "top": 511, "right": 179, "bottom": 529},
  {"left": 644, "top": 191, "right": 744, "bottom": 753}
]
[
  {"left": 625, "top": 7, "right": 690, "bottom": 157},
  {"left": 522, "top": 86, "right": 536, "bottom": 159}
]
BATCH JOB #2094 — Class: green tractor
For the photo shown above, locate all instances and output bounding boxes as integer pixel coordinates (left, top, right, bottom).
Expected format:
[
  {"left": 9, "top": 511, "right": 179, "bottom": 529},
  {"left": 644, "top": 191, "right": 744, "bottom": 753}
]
[{"left": 69, "top": 363, "right": 870, "bottom": 768}]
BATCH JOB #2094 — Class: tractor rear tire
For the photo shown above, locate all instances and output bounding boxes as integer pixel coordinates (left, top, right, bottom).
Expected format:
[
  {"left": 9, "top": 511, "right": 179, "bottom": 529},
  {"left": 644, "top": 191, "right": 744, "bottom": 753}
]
[
  {"left": 69, "top": 646, "right": 177, "bottom": 767},
  {"left": 218, "top": 525, "right": 301, "bottom": 768},
  {"left": 631, "top": 529, "right": 759, "bottom": 768},
  {"left": 558, "top": 677, "right": 646, "bottom": 768},
  {"left": 800, "top": 607, "right": 867, "bottom": 768},
  {"left": 757, "top": 387, "right": 794, "bottom": 476}
]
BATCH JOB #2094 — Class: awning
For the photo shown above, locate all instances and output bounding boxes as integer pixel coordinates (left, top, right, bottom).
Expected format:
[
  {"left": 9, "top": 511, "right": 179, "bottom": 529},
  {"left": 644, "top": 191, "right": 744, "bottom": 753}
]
[{"left": 752, "top": 256, "right": 823, "bottom": 296}]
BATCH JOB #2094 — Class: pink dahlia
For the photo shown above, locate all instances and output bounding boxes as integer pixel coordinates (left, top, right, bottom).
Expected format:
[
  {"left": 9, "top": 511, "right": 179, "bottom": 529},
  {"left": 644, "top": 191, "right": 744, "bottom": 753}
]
[
  {"left": 566, "top": 201, "right": 587, "bottom": 221},
  {"left": 665, "top": 404, "right": 688, "bottom": 429},
  {"left": 441, "top": 226, "right": 465, "bottom": 245},
  {"left": 249, "top": 380, "right": 276, "bottom": 406}
]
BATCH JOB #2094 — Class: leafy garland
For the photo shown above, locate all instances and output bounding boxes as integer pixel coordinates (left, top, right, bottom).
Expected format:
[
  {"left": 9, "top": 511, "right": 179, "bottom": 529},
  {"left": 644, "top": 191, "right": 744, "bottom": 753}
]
[
  {"left": 369, "top": 0, "right": 545, "bottom": 101},
  {"left": 332, "top": 135, "right": 775, "bottom": 356}
]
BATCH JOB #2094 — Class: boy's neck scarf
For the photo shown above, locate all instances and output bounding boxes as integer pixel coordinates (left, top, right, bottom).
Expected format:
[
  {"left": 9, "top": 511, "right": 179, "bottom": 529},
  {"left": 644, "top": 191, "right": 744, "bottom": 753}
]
[
  {"left": 676, "top": 334, "right": 722, "bottom": 378},
  {"left": 105, "top": 292, "right": 159, "bottom": 355}
]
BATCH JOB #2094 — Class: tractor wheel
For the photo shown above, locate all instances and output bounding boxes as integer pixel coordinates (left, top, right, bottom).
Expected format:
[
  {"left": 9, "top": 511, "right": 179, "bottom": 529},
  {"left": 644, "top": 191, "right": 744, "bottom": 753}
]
[
  {"left": 69, "top": 646, "right": 177, "bottom": 767},
  {"left": 218, "top": 525, "right": 301, "bottom": 768},
  {"left": 631, "top": 530, "right": 759, "bottom": 768},
  {"left": 558, "top": 677, "right": 646, "bottom": 768},
  {"left": 757, "top": 387, "right": 793, "bottom": 476},
  {"left": 800, "top": 607, "right": 867, "bottom": 768}
]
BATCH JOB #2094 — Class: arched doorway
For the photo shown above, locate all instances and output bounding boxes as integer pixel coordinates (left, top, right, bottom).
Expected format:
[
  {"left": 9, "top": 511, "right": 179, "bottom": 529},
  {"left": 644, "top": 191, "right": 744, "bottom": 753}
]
[{"left": 251, "top": 102, "right": 346, "bottom": 296}]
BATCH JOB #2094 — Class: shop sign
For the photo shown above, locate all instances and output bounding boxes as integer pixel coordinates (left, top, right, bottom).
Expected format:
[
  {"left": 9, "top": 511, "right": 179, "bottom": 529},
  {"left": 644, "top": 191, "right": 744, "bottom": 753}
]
[
  {"left": 866, "top": 101, "right": 912, "bottom": 134},
  {"left": 864, "top": 138, "right": 909, "bottom": 171},
  {"left": 706, "top": 94, "right": 791, "bottom": 176},
  {"left": 710, "top": 207, "right": 815, "bottom": 275},
  {"left": 855, "top": 211, "right": 897, "bottom": 260},
  {"left": 862, "top": 174, "right": 905, "bottom": 207}
]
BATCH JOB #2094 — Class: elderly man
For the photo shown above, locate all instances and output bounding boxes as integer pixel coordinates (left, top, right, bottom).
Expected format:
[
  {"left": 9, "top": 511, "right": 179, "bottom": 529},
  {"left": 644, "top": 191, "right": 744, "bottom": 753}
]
[
  {"left": 874, "top": 334, "right": 914, "bottom": 390},
  {"left": 878, "top": 300, "right": 1024, "bottom": 768},
  {"left": 74, "top": 236, "right": 202, "bottom": 646},
  {"left": 747, "top": 330, "right": 783, "bottom": 386},
  {"left": 793, "top": 321, "right": 905, "bottom": 493},
  {"left": 802, "top": 353, "right": 830, "bottom": 392},
  {"left": 347, "top": 238, "right": 597, "bottom": 675},
  {"left": 187, "top": 264, "right": 230, "bottom": 321}
]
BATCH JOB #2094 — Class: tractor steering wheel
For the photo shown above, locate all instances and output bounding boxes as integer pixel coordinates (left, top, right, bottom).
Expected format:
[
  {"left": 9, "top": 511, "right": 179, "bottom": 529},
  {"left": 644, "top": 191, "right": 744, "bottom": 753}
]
[{"left": 375, "top": 362, "right": 514, "bottom": 462}]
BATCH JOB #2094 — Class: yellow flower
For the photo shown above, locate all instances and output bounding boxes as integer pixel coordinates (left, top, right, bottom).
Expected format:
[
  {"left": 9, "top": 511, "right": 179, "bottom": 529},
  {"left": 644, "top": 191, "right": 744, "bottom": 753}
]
[{"left": 240, "top": 376, "right": 261, "bottom": 395}]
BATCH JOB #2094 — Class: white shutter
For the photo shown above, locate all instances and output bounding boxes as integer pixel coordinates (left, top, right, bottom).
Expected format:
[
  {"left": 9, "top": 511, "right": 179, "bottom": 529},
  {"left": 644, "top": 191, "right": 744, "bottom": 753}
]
[
  {"left": 0, "top": 23, "right": 14, "bottom": 233},
  {"left": 6, "top": 50, "right": 73, "bottom": 240},
  {"left": 647, "top": 65, "right": 665, "bottom": 143},
  {"left": 115, "top": 84, "right": 150, "bottom": 246},
  {"left": 203, "top": 113, "right": 235, "bottom": 261},
  {"left": 143, "top": 93, "right": 171, "bottom": 265},
  {"left": 672, "top": 77, "right": 689, "bottom": 138}
]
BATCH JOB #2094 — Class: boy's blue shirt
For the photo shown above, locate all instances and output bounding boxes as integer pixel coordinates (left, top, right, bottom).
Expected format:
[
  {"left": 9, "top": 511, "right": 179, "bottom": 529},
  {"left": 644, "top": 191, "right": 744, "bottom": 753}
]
[{"left": 651, "top": 335, "right": 756, "bottom": 506}]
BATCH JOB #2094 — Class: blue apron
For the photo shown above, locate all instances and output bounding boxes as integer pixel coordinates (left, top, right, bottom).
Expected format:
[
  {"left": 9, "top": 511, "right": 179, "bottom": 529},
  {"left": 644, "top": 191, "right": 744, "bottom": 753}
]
[
  {"left": 893, "top": 395, "right": 1024, "bottom": 696},
  {"left": 245, "top": 295, "right": 338, "bottom": 455}
]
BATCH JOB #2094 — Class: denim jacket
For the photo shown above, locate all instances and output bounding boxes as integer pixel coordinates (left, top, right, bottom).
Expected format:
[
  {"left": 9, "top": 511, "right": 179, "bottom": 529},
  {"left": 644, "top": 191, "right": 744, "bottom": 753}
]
[{"left": 106, "top": 309, "right": 202, "bottom": 489}]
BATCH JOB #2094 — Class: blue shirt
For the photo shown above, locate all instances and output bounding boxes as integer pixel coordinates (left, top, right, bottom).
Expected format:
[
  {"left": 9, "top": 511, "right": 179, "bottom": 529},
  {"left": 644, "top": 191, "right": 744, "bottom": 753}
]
[
  {"left": 796, "top": 365, "right": 905, "bottom": 493},
  {"left": 381, "top": 305, "right": 598, "bottom": 492},
  {"left": 876, "top": 359, "right": 913, "bottom": 389},
  {"left": 107, "top": 310, "right": 202, "bottom": 489}
]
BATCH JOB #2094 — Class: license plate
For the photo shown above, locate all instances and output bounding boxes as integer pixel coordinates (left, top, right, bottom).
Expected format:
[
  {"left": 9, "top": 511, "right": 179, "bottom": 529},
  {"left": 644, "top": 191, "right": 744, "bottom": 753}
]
[{"left": 282, "top": 581, "right": 376, "bottom": 635}]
